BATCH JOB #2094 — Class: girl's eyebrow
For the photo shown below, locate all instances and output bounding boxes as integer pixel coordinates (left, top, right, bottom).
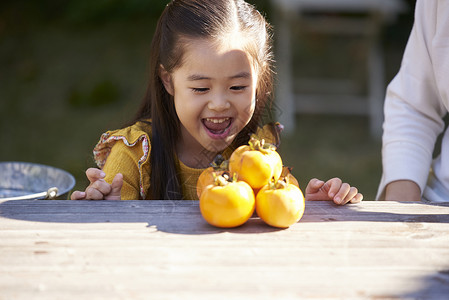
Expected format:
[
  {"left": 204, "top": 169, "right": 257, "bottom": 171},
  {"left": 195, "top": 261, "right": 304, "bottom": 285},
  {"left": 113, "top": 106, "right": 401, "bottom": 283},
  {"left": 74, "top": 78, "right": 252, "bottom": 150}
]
[
  {"left": 230, "top": 72, "right": 251, "bottom": 79},
  {"left": 187, "top": 72, "right": 251, "bottom": 81},
  {"left": 187, "top": 74, "right": 210, "bottom": 81}
]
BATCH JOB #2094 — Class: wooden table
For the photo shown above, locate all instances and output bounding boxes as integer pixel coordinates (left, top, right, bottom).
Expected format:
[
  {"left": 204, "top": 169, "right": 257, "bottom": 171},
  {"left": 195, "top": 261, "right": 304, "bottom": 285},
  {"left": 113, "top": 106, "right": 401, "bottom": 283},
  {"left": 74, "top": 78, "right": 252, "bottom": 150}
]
[{"left": 1, "top": 200, "right": 449, "bottom": 299}]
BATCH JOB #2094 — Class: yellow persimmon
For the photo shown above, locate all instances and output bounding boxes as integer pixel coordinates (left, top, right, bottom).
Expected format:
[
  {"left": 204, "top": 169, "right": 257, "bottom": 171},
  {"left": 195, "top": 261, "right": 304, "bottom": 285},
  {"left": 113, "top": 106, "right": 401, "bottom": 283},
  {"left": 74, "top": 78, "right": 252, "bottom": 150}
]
[
  {"left": 200, "top": 174, "right": 255, "bottom": 228},
  {"left": 256, "top": 178, "right": 305, "bottom": 228},
  {"left": 229, "top": 135, "right": 282, "bottom": 190}
]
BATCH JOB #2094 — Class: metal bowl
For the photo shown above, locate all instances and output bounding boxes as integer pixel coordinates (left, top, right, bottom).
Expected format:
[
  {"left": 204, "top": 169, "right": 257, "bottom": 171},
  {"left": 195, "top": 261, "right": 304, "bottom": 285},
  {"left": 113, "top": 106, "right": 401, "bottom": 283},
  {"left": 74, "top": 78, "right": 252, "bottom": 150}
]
[{"left": 0, "top": 162, "right": 76, "bottom": 200}]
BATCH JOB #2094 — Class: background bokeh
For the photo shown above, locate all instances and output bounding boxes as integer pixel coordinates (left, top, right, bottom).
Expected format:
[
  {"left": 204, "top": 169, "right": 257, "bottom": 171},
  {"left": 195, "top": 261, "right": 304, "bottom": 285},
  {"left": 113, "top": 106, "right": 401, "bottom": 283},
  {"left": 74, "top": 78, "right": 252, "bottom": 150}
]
[{"left": 0, "top": 0, "right": 416, "bottom": 200}]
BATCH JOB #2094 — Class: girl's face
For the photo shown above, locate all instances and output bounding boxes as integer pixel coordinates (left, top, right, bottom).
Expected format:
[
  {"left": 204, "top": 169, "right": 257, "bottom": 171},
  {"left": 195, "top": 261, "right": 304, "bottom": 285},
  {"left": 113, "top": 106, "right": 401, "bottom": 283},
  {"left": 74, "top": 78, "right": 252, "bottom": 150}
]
[{"left": 161, "top": 37, "right": 258, "bottom": 168}]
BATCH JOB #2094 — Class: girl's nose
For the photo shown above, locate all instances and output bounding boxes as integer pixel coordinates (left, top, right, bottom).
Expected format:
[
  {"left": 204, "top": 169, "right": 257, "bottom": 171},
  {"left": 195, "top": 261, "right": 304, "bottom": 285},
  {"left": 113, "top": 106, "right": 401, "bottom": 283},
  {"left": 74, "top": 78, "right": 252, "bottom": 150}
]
[{"left": 207, "top": 94, "right": 231, "bottom": 111}]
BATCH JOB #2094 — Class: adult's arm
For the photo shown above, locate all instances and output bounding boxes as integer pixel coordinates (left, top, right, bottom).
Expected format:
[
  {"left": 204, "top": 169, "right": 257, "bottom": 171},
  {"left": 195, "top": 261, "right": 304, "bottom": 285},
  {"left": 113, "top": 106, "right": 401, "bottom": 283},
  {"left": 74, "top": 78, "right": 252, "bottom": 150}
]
[{"left": 377, "top": 0, "right": 447, "bottom": 200}]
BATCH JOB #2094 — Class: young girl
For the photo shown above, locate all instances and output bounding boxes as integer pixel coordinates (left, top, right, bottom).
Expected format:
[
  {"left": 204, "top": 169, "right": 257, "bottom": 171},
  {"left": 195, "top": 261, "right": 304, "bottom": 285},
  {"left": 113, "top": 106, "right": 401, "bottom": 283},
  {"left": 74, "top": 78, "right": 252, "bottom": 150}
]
[{"left": 71, "top": 0, "right": 363, "bottom": 205}]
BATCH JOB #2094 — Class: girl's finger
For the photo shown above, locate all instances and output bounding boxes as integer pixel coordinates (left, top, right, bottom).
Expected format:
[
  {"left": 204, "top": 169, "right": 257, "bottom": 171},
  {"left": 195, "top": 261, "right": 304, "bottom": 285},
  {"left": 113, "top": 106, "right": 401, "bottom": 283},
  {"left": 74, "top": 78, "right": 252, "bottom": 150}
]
[
  {"left": 107, "top": 173, "right": 123, "bottom": 200},
  {"left": 86, "top": 168, "right": 106, "bottom": 184},
  {"left": 90, "top": 179, "right": 112, "bottom": 196},
  {"left": 340, "top": 186, "right": 359, "bottom": 205},
  {"left": 85, "top": 186, "right": 106, "bottom": 200},
  {"left": 305, "top": 178, "right": 325, "bottom": 194},
  {"left": 70, "top": 191, "right": 86, "bottom": 200},
  {"left": 333, "top": 182, "right": 351, "bottom": 205},
  {"left": 350, "top": 193, "right": 364, "bottom": 204},
  {"left": 326, "top": 178, "right": 343, "bottom": 199}
]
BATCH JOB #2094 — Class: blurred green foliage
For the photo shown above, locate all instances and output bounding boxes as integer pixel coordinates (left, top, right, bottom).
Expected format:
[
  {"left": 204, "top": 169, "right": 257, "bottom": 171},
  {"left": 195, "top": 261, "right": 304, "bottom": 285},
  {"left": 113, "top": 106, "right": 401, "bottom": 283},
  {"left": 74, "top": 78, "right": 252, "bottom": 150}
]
[
  {"left": 0, "top": 0, "right": 414, "bottom": 200},
  {"left": 0, "top": 0, "right": 166, "bottom": 24},
  {"left": 68, "top": 79, "right": 120, "bottom": 108},
  {"left": 0, "top": 0, "right": 270, "bottom": 26}
]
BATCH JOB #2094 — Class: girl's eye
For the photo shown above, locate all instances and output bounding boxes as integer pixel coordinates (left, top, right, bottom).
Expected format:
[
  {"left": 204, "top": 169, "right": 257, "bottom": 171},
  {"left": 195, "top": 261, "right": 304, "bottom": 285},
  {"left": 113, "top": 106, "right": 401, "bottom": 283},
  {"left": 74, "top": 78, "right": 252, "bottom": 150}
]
[
  {"left": 192, "top": 87, "right": 209, "bottom": 93},
  {"left": 230, "top": 86, "right": 247, "bottom": 91}
]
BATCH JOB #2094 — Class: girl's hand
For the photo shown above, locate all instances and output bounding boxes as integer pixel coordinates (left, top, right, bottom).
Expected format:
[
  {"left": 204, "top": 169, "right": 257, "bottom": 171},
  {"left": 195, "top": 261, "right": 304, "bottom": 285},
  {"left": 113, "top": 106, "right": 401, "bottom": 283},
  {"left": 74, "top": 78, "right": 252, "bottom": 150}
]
[
  {"left": 71, "top": 168, "right": 123, "bottom": 200},
  {"left": 305, "top": 178, "right": 363, "bottom": 205}
]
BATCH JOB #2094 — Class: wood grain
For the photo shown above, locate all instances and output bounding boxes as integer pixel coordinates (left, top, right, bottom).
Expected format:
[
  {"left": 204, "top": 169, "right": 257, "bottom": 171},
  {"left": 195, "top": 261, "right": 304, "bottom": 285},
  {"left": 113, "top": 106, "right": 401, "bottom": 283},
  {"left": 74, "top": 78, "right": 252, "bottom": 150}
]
[{"left": 1, "top": 200, "right": 448, "bottom": 299}]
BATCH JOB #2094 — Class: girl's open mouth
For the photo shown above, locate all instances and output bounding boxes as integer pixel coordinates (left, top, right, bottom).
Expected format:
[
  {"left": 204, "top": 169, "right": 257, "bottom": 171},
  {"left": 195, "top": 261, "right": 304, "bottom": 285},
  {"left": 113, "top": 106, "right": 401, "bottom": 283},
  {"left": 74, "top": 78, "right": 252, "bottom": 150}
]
[{"left": 202, "top": 117, "right": 232, "bottom": 138}]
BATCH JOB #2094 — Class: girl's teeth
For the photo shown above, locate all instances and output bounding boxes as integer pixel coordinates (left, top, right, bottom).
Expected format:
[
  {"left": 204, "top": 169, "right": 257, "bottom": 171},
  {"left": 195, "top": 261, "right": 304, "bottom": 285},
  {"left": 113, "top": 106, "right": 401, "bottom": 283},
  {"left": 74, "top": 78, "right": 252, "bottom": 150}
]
[{"left": 207, "top": 118, "right": 229, "bottom": 124}]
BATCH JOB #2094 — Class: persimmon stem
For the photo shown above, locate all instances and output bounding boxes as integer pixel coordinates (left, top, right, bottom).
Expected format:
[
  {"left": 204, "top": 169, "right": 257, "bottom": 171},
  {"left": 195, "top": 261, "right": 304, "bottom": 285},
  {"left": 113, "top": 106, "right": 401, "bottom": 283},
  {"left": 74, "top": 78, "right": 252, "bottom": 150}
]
[
  {"left": 268, "top": 177, "right": 288, "bottom": 190},
  {"left": 213, "top": 173, "right": 228, "bottom": 186},
  {"left": 248, "top": 135, "right": 277, "bottom": 154}
]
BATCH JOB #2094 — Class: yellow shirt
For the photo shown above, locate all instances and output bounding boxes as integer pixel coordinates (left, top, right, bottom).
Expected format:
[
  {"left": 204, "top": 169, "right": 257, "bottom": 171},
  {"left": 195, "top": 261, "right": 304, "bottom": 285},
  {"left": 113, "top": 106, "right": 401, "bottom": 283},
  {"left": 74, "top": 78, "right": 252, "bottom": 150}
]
[{"left": 93, "top": 120, "right": 280, "bottom": 200}]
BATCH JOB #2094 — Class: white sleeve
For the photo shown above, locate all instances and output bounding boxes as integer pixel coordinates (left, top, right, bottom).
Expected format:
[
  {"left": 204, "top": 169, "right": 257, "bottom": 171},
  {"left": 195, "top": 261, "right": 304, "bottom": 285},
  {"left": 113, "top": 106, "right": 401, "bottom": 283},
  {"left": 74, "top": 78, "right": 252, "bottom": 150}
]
[{"left": 377, "top": 0, "right": 447, "bottom": 199}]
